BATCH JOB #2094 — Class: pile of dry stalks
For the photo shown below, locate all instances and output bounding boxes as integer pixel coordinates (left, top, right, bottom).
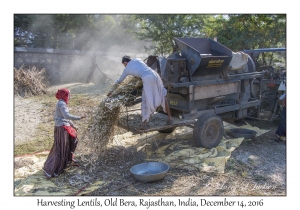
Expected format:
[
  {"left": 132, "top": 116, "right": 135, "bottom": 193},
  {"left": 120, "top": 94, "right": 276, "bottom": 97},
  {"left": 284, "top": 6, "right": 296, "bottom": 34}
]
[
  {"left": 14, "top": 66, "right": 48, "bottom": 97},
  {"left": 78, "top": 76, "right": 143, "bottom": 171}
]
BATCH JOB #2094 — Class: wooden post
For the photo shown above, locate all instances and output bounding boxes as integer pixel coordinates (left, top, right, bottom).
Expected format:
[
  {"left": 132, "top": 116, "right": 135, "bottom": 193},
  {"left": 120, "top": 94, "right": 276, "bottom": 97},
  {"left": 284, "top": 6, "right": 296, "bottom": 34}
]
[{"left": 86, "top": 54, "right": 97, "bottom": 83}]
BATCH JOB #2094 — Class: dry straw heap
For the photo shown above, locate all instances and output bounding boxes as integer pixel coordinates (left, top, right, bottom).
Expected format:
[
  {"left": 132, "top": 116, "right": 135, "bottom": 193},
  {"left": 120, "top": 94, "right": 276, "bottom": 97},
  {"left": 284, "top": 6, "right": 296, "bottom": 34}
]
[
  {"left": 14, "top": 66, "right": 48, "bottom": 97},
  {"left": 78, "top": 76, "right": 143, "bottom": 171}
]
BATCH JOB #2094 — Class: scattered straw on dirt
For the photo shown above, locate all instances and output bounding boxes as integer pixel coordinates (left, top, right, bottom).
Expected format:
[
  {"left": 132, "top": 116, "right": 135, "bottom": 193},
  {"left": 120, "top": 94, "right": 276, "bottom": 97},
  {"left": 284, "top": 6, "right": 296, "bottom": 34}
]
[{"left": 14, "top": 82, "right": 286, "bottom": 196}]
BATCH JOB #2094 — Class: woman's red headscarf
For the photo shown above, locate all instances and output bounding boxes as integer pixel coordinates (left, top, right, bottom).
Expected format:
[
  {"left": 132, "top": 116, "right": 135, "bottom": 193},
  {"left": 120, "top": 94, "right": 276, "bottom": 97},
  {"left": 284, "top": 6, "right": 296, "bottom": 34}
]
[{"left": 55, "top": 88, "right": 70, "bottom": 104}]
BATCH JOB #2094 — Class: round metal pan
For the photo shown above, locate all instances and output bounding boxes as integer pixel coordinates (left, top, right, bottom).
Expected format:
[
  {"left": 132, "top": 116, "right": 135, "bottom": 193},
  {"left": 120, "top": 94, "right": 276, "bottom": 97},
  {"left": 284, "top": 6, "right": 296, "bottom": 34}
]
[{"left": 130, "top": 162, "right": 170, "bottom": 182}]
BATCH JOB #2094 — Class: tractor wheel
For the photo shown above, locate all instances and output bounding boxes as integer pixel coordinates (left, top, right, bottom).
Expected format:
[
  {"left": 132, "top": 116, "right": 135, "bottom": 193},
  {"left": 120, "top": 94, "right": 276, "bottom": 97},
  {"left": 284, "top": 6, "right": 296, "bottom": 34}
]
[{"left": 193, "top": 113, "right": 224, "bottom": 148}]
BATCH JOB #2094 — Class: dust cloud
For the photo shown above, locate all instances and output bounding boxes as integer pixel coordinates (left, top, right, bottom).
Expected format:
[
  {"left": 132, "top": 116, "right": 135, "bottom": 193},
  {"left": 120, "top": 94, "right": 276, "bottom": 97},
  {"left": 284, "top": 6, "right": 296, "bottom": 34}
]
[{"left": 26, "top": 14, "right": 154, "bottom": 86}]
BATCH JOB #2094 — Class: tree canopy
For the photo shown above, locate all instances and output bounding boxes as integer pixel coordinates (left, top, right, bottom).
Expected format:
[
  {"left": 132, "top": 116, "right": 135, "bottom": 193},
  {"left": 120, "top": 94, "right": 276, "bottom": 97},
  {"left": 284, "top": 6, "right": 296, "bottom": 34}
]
[
  {"left": 204, "top": 14, "right": 286, "bottom": 51},
  {"left": 132, "top": 14, "right": 209, "bottom": 55},
  {"left": 14, "top": 14, "right": 286, "bottom": 55}
]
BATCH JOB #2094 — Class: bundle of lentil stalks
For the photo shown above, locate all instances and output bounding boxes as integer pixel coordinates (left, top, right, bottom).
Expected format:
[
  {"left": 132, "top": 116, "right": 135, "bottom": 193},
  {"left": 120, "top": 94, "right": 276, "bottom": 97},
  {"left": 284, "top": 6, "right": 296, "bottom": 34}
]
[
  {"left": 14, "top": 66, "right": 48, "bottom": 97},
  {"left": 78, "top": 76, "right": 143, "bottom": 172}
]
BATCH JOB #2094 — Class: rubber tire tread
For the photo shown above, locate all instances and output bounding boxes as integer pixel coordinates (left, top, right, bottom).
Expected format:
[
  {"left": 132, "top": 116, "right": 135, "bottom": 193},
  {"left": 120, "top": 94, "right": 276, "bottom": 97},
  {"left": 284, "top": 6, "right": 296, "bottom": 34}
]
[{"left": 193, "top": 113, "right": 224, "bottom": 148}]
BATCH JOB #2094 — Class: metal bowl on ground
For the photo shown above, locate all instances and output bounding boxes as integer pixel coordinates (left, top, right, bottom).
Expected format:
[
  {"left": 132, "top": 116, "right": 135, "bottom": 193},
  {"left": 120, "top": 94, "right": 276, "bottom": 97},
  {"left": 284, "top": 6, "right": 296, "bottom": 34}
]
[
  {"left": 229, "top": 128, "right": 257, "bottom": 139},
  {"left": 130, "top": 162, "right": 170, "bottom": 182}
]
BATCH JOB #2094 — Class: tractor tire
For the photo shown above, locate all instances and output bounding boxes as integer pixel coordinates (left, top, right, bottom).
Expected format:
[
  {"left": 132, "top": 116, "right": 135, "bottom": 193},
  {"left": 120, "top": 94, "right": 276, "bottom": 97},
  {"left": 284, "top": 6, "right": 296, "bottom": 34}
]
[{"left": 193, "top": 113, "right": 224, "bottom": 148}]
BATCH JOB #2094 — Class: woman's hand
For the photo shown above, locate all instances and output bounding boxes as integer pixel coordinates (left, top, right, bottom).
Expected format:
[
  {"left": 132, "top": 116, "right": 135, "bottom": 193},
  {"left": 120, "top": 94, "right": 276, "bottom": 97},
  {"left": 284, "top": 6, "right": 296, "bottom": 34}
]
[{"left": 71, "top": 125, "right": 78, "bottom": 131}]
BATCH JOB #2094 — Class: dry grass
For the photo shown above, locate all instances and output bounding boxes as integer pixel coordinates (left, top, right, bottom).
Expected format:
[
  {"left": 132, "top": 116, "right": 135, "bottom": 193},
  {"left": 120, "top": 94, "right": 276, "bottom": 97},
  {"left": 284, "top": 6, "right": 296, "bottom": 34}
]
[{"left": 14, "top": 66, "right": 49, "bottom": 97}]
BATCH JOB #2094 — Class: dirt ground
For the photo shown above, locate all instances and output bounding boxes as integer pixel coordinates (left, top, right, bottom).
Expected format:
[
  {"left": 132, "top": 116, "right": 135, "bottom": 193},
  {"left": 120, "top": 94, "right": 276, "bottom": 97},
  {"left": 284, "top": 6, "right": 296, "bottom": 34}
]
[{"left": 14, "top": 83, "right": 286, "bottom": 196}]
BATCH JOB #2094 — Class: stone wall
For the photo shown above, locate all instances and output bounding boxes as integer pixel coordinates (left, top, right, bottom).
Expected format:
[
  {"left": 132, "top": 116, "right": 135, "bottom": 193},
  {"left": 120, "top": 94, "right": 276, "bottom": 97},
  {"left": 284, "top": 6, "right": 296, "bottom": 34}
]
[{"left": 14, "top": 47, "right": 148, "bottom": 85}]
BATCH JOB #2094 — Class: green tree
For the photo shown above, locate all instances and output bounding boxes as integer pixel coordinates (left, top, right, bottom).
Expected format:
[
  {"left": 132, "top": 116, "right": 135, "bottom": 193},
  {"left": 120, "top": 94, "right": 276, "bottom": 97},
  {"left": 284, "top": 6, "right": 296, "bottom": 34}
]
[
  {"left": 133, "top": 14, "right": 210, "bottom": 55},
  {"left": 31, "top": 14, "right": 95, "bottom": 49},
  {"left": 204, "top": 14, "right": 286, "bottom": 51},
  {"left": 14, "top": 14, "right": 35, "bottom": 47}
]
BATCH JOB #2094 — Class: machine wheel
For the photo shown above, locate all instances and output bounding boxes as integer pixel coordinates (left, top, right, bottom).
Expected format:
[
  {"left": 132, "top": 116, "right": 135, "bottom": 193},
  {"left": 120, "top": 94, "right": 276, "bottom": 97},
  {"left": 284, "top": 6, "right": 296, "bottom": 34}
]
[
  {"left": 158, "top": 127, "right": 176, "bottom": 133},
  {"left": 193, "top": 113, "right": 224, "bottom": 148}
]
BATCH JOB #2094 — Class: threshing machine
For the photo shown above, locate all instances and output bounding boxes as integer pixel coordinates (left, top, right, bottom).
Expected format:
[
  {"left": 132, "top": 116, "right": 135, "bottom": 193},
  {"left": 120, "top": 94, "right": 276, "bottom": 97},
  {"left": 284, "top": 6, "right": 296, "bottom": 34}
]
[{"left": 130, "top": 37, "right": 264, "bottom": 149}]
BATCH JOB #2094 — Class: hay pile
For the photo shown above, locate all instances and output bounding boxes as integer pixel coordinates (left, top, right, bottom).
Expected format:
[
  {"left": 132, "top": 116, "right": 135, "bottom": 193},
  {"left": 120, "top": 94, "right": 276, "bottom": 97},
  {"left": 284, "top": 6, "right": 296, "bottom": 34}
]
[
  {"left": 14, "top": 66, "right": 48, "bottom": 97},
  {"left": 78, "top": 76, "right": 143, "bottom": 171}
]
